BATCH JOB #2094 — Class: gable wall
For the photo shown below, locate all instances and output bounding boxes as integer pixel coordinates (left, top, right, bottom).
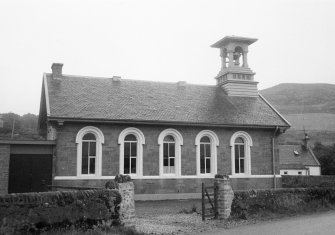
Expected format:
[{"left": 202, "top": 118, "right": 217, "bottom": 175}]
[{"left": 54, "top": 122, "right": 279, "bottom": 177}]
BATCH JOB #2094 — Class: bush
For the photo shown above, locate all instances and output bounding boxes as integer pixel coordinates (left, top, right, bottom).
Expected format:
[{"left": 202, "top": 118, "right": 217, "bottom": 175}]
[
  {"left": 231, "top": 188, "right": 335, "bottom": 219},
  {"left": 114, "top": 174, "right": 132, "bottom": 183}
]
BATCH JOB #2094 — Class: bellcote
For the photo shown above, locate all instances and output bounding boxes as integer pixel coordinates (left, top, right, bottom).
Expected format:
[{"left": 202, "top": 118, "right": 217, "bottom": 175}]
[{"left": 211, "top": 36, "right": 259, "bottom": 97}]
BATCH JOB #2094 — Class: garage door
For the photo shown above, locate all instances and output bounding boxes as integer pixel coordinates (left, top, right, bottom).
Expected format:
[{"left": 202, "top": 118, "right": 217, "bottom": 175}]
[{"left": 8, "top": 154, "right": 52, "bottom": 193}]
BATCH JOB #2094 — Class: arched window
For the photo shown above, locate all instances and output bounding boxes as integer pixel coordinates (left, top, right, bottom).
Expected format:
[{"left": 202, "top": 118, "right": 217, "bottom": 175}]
[
  {"left": 118, "top": 127, "right": 145, "bottom": 176},
  {"left": 158, "top": 129, "right": 183, "bottom": 176},
  {"left": 230, "top": 131, "right": 253, "bottom": 175},
  {"left": 124, "top": 134, "right": 137, "bottom": 174},
  {"left": 200, "top": 136, "right": 211, "bottom": 174},
  {"left": 234, "top": 137, "right": 245, "bottom": 174},
  {"left": 195, "top": 130, "right": 219, "bottom": 176},
  {"left": 82, "top": 133, "right": 97, "bottom": 174},
  {"left": 163, "top": 135, "right": 176, "bottom": 174},
  {"left": 76, "top": 126, "right": 104, "bottom": 177}
]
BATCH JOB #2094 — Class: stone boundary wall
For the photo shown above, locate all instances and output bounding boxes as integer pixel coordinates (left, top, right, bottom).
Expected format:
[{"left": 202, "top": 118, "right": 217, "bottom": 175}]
[
  {"left": 232, "top": 187, "right": 335, "bottom": 218},
  {"left": 282, "top": 175, "right": 335, "bottom": 188},
  {"left": 0, "top": 189, "right": 121, "bottom": 233},
  {"left": 0, "top": 144, "right": 10, "bottom": 195}
]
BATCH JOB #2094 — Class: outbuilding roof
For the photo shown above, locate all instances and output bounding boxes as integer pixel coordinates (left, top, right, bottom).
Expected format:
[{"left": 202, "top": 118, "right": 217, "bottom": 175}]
[
  {"left": 42, "top": 73, "right": 290, "bottom": 128},
  {"left": 279, "top": 144, "right": 320, "bottom": 168}
]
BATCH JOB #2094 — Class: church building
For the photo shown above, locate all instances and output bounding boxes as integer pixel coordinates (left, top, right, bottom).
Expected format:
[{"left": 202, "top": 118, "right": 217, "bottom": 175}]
[{"left": 38, "top": 36, "right": 290, "bottom": 199}]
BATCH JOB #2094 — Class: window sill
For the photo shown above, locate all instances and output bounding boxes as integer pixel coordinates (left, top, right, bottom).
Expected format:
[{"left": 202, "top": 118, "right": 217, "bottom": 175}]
[{"left": 54, "top": 174, "right": 282, "bottom": 180}]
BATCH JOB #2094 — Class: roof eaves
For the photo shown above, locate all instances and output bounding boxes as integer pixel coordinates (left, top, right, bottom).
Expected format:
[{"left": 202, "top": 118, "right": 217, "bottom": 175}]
[
  {"left": 47, "top": 116, "right": 289, "bottom": 129},
  {"left": 0, "top": 140, "right": 56, "bottom": 145},
  {"left": 258, "top": 93, "right": 291, "bottom": 128},
  {"left": 308, "top": 146, "right": 321, "bottom": 166}
]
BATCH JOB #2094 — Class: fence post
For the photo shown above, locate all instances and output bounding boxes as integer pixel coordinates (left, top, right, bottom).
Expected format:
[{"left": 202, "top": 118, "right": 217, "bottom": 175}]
[
  {"left": 202, "top": 182, "right": 205, "bottom": 221},
  {"left": 214, "top": 181, "right": 218, "bottom": 219}
]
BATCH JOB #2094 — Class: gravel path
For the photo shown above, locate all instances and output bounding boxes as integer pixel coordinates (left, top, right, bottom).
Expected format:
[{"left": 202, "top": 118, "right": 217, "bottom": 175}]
[
  {"left": 133, "top": 199, "right": 335, "bottom": 235},
  {"left": 133, "top": 199, "right": 250, "bottom": 235}
]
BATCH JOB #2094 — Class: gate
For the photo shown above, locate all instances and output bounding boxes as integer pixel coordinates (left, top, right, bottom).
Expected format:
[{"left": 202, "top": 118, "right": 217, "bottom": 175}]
[{"left": 201, "top": 182, "right": 218, "bottom": 221}]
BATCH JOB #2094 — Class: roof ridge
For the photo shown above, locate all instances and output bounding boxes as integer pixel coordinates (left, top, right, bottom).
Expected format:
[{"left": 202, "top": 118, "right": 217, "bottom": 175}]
[{"left": 45, "top": 73, "right": 216, "bottom": 87}]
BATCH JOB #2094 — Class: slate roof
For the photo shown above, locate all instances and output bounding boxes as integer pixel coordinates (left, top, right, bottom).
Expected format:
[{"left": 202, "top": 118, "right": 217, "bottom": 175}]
[
  {"left": 44, "top": 74, "right": 290, "bottom": 127},
  {"left": 279, "top": 145, "right": 320, "bottom": 168}
]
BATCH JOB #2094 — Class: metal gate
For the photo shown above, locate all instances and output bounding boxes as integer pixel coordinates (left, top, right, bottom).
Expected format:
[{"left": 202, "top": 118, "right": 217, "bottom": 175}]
[{"left": 8, "top": 154, "right": 52, "bottom": 193}]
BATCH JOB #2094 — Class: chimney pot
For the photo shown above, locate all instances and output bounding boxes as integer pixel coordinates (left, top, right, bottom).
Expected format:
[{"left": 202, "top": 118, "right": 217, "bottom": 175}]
[{"left": 51, "top": 63, "right": 63, "bottom": 79}]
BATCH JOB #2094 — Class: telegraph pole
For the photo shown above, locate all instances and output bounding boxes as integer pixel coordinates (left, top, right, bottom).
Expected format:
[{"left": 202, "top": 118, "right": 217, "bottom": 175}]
[{"left": 11, "top": 116, "right": 15, "bottom": 139}]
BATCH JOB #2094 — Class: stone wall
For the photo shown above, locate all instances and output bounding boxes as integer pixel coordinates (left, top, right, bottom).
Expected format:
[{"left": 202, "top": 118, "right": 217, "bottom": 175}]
[
  {"left": 54, "top": 122, "right": 279, "bottom": 178},
  {"left": 0, "top": 189, "right": 121, "bottom": 233},
  {"left": 0, "top": 144, "right": 10, "bottom": 195}
]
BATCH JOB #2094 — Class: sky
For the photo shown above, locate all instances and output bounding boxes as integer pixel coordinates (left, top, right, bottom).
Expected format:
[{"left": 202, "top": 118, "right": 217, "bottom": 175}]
[{"left": 0, "top": 0, "right": 334, "bottom": 115}]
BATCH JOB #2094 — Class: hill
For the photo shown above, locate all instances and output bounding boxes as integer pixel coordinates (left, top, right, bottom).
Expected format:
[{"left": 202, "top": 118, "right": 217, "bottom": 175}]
[
  {"left": 261, "top": 83, "right": 335, "bottom": 146},
  {"left": 260, "top": 83, "right": 335, "bottom": 114}
]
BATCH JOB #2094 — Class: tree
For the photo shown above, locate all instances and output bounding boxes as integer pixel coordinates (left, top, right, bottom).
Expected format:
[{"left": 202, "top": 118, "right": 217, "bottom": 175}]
[
  {"left": 313, "top": 142, "right": 335, "bottom": 175},
  {"left": 0, "top": 112, "right": 40, "bottom": 140}
]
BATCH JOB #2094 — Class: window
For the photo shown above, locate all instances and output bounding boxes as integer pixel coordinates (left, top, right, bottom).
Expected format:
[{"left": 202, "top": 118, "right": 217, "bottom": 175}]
[
  {"left": 124, "top": 134, "right": 137, "bottom": 174},
  {"left": 200, "top": 136, "right": 211, "bottom": 174},
  {"left": 158, "top": 129, "right": 183, "bottom": 176},
  {"left": 298, "top": 171, "right": 302, "bottom": 175},
  {"left": 118, "top": 127, "right": 145, "bottom": 176},
  {"left": 195, "top": 130, "right": 219, "bottom": 176},
  {"left": 82, "top": 133, "right": 97, "bottom": 174},
  {"left": 163, "top": 135, "right": 175, "bottom": 174},
  {"left": 234, "top": 137, "right": 245, "bottom": 174},
  {"left": 230, "top": 131, "right": 253, "bottom": 175},
  {"left": 284, "top": 171, "right": 288, "bottom": 175},
  {"left": 76, "top": 126, "right": 105, "bottom": 177}
]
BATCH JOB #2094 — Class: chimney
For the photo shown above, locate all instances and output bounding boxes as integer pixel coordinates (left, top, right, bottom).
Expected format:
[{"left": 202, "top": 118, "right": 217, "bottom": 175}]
[
  {"left": 51, "top": 63, "right": 63, "bottom": 79},
  {"left": 111, "top": 76, "right": 121, "bottom": 82},
  {"left": 177, "top": 81, "right": 187, "bottom": 86},
  {"left": 302, "top": 133, "right": 310, "bottom": 150}
]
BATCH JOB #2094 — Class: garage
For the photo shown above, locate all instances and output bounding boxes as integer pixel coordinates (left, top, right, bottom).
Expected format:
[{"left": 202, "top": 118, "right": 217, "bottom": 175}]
[{"left": 0, "top": 140, "right": 55, "bottom": 194}]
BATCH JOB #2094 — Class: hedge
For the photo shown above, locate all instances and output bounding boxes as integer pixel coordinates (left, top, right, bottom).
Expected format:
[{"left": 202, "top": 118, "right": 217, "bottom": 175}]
[
  {"left": 282, "top": 175, "right": 335, "bottom": 188},
  {"left": 232, "top": 187, "right": 335, "bottom": 219},
  {"left": 0, "top": 189, "right": 121, "bottom": 233}
]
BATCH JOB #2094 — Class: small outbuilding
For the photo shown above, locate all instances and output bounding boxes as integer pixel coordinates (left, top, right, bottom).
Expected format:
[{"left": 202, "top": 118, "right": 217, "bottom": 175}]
[{"left": 279, "top": 134, "right": 321, "bottom": 176}]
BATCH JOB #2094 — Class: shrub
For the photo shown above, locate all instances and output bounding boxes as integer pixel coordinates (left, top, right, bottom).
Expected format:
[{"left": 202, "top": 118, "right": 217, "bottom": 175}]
[
  {"left": 114, "top": 174, "right": 132, "bottom": 183},
  {"left": 231, "top": 188, "right": 335, "bottom": 219}
]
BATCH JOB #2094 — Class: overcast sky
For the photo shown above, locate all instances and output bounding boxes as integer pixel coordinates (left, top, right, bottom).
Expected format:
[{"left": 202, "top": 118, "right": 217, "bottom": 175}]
[{"left": 0, "top": 0, "right": 334, "bottom": 115}]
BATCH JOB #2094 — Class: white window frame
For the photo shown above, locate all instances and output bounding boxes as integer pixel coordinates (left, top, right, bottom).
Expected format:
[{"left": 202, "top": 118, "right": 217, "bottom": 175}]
[
  {"left": 230, "top": 131, "right": 253, "bottom": 176},
  {"left": 118, "top": 127, "right": 145, "bottom": 177},
  {"left": 158, "top": 129, "right": 183, "bottom": 177},
  {"left": 195, "top": 130, "right": 219, "bottom": 176},
  {"left": 76, "top": 126, "right": 105, "bottom": 177}
]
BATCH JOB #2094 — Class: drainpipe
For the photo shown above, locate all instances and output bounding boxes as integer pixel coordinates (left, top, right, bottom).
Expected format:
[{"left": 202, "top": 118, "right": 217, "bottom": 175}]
[{"left": 272, "top": 126, "right": 279, "bottom": 189}]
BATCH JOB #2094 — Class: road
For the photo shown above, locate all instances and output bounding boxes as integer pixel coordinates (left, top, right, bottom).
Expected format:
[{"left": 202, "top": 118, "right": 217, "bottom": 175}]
[{"left": 199, "top": 211, "right": 335, "bottom": 235}]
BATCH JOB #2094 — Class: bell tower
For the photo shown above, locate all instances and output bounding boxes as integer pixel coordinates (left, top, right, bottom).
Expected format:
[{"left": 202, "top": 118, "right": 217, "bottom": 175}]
[{"left": 211, "top": 36, "right": 259, "bottom": 97}]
